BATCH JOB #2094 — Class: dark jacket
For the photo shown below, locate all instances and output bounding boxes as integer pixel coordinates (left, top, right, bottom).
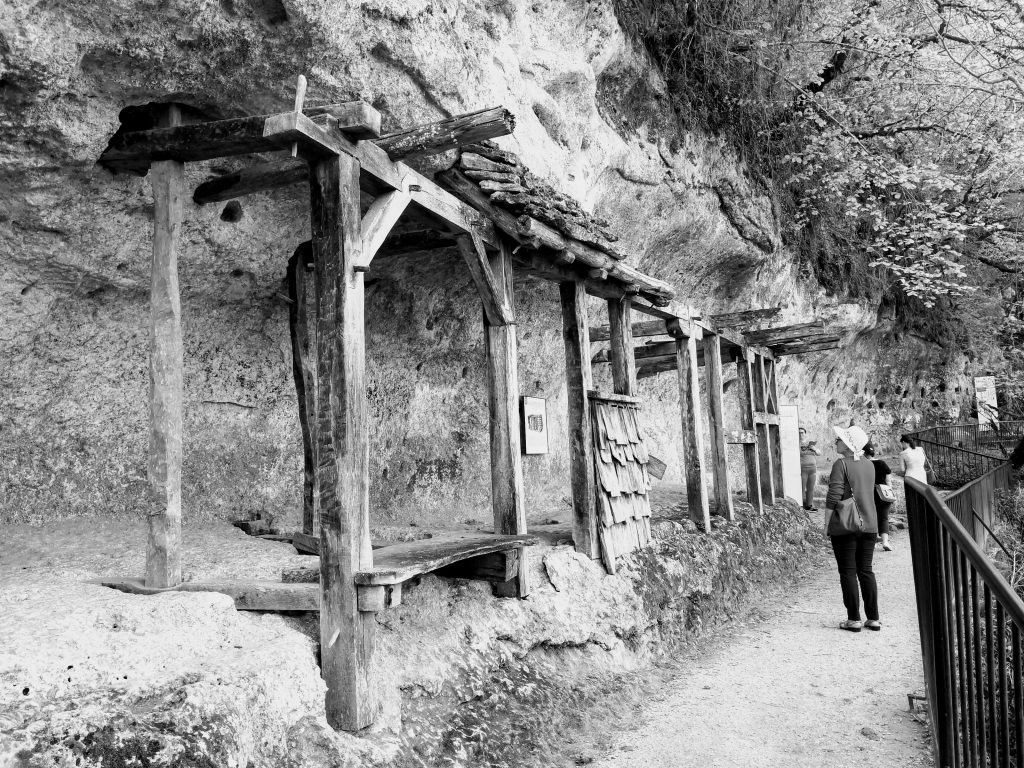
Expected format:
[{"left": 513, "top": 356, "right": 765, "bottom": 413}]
[{"left": 825, "top": 457, "right": 878, "bottom": 534}]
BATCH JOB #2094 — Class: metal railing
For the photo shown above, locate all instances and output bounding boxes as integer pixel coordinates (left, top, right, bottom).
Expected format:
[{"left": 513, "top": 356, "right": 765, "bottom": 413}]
[
  {"left": 914, "top": 422, "right": 1024, "bottom": 463},
  {"left": 907, "top": 476, "right": 1024, "bottom": 767},
  {"left": 918, "top": 436, "right": 1009, "bottom": 490}
]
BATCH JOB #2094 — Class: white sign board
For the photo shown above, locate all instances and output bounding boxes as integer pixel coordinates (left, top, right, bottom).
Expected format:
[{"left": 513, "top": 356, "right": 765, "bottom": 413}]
[
  {"left": 975, "top": 376, "right": 999, "bottom": 429},
  {"left": 779, "top": 404, "right": 803, "bottom": 504},
  {"left": 521, "top": 397, "right": 549, "bottom": 454}
]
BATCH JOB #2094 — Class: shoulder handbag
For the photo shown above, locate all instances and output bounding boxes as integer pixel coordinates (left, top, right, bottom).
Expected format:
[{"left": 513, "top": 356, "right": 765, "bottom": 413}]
[
  {"left": 925, "top": 455, "right": 936, "bottom": 485},
  {"left": 876, "top": 483, "right": 897, "bottom": 503},
  {"left": 827, "top": 460, "right": 866, "bottom": 536}
]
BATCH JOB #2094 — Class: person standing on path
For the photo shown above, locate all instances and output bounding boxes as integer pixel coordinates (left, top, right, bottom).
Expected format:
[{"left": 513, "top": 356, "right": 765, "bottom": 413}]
[
  {"left": 826, "top": 425, "right": 880, "bottom": 633},
  {"left": 899, "top": 434, "right": 928, "bottom": 484},
  {"left": 799, "top": 427, "right": 821, "bottom": 510},
  {"left": 864, "top": 441, "right": 894, "bottom": 552}
]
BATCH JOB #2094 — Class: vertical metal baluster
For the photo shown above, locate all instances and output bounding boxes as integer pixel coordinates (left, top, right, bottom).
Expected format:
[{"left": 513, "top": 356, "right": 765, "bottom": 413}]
[
  {"left": 1014, "top": 624, "right": 1023, "bottom": 768},
  {"left": 986, "top": 586, "right": 997, "bottom": 768},
  {"left": 964, "top": 551, "right": 979, "bottom": 767},
  {"left": 945, "top": 526, "right": 964, "bottom": 767},
  {"left": 957, "top": 547, "right": 972, "bottom": 763},
  {"left": 999, "top": 604, "right": 1009, "bottom": 768},
  {"left": 975, "top": 571, "right": 988, "bottom": 765}
]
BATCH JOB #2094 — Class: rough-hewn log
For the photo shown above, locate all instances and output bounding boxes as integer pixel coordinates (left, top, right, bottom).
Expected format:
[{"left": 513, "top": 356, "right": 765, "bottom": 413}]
[
  {"left": 305, "top": 102, "right": 382, "bottom": 139},
  {"left": 310, "top": 152, "right": 376, "bottom": 731},
  {"left": 608, "top": 298, "right": 638, "bottom": 396},
  {"left": 676, "top": 335, "right": 711, "bottom": 531},
  {"left": 193, "top": 159, "right": 309, "bottom": 204},
  {"left": 358, "top": 185, "right": 412, "bottom": 270},
  {"left": 456, "top": 231, "right": 514, "bottom": 326},
  {"left": 710, "top": 307, "right": 783, "bottom": 330},
  {"left": 735, "top": 354, "right": 763, "bottom": 514},
  {"left": 108, "top": 110, "right": 500, "bottom": 249},
  {"left": 770, "top": 336, "right": 842, "bottom": 355},
  {"left": 743, "top": 321, "right": 826, "bottom": 346},
  {"left": 375, "top": 106, "right": 515, "bottom": 160},
  {"left": 561, "top": 280, "right": 599, "bottom": 560},
  {"left": 590, "top": 319, "right": 672, "bottom": 342},
  {"left": 754, "top": 355, "right": 777, "bottom": 502},
  {"left": 485, "top": 239, "right": 529, "bottom": 597},
  {"left": 146, "top": 105, "right": 184, "bottom": 590},
  {"left": 703, "top": 334, "right": 734, "bottom": 520},
  {"left": 287, "top": 242, "right": 317, "bottom": 534}
]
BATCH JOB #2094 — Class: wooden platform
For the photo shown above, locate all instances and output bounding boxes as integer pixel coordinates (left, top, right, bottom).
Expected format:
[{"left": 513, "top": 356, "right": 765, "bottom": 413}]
[{"left": 283, "top": 532, "right": 537, "bottom": 586}]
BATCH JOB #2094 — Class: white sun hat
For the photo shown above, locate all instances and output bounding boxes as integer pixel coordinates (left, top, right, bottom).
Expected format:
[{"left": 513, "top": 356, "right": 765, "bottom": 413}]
[{"left": 833, "top": 424, "right": 870, "bottom": 456}]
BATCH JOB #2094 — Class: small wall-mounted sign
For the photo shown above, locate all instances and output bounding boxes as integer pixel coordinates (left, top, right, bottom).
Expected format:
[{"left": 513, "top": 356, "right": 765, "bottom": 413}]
[{"left": 521, "top": 396, "right": 549, "bottom": 455}]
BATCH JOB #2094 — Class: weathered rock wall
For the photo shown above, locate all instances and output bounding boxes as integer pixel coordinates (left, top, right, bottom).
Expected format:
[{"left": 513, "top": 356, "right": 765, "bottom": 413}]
[{"left": 0, "top": 0, "right": 979, "bottom": 526}]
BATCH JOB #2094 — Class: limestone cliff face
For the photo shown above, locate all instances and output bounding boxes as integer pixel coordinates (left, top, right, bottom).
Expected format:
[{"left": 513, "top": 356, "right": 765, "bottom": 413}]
[{"left": 0, "top": 0, "right": 972, "bottom": 525}]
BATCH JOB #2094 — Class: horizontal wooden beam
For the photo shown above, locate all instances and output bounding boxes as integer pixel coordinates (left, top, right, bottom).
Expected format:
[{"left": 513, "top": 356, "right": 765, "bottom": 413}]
[
  {"left": 105, "top": 109, "right": 500, "bottom": 248},
  {"left": 744, "top": 321, "right": 826, "bottom": 346},
  {"left": 305, "top": 102, "right": 382, "bottom": 139},
  {"left": 192, "top": 159, "right": 309, "bottom": 204},
  {"left": 99, "top": 577, "right": 319, "bottom": 611},
  {"left": 710, "top": 307, "right": 783, "bottom": 330},
  {"left": 770, "top": 335, "right": 842, "bottom": 355},
  {"left": 375, "top": 106, "right": 515, "bottom": 161},
  {"left": 754, "top": 412, "right": 781, "bottom": 425},
  {"left": 590, "top": 319, "right": 672, "bottom": 342}
]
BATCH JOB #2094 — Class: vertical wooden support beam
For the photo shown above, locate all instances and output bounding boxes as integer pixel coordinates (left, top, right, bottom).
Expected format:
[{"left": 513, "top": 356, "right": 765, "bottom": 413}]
[
  {"left": 287, "top": 242, "right": 318, "bottom": 535},
  {"left": 703, "top": 333, "right": 734, "bottom": 520},
  {"left": 675, "top": 333, "right": 711, "bottom": 532},
  {"left": 734, "top": 352, "right": 764, "bottom": 514},
  {"left": 310, "top": 152, "right": 377, "bottom": 731},
  {"left": 485, "top": 239, "right": 529, "bottom": 597},
  {"left": 766, "top": 358, "right": 785, "bottom": 496},
  {"left": 607, "top": 297, "right": 638, "bottom": 396},
  {"left": 560, "top": 280, "right": 599, "bottom": 559},
  {"left": 755, "top": 354, "right": 777, "bottom": 502},
  {"left": 146, "top": 104, "right": 184, "bottom": 589}
]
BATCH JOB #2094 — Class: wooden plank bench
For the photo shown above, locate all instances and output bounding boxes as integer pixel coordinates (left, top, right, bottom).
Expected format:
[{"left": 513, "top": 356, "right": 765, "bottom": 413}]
[{"left": 283, "top": 532, "right": 537, "bottom": 585}]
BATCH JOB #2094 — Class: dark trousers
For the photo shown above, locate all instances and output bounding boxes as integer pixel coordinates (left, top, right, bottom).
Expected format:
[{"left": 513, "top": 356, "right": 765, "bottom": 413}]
[
  {"left": 830, "top": 533, "right": 879, "bottom": 621},
  {"left": 876, "top": 499, "right": 892, "bottom": 536},
  {"left": 802, "top": 467, "right": 816, "bottom": 508}
]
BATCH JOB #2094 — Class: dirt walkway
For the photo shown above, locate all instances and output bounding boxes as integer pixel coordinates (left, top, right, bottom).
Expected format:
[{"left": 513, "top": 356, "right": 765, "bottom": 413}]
[{"left": 593, "top": 530, "right": 934, "bottom": 768}]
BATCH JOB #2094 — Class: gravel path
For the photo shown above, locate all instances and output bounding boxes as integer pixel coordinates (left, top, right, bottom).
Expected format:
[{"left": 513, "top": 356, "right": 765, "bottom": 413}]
[{"left": 594, "top": 530, "right": 934, "bottom": 767}]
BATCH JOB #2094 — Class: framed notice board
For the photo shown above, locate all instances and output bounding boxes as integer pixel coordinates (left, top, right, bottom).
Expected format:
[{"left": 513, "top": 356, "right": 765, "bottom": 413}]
[{"left": 521, "top": 396, "right": 549, "bottom": 454}]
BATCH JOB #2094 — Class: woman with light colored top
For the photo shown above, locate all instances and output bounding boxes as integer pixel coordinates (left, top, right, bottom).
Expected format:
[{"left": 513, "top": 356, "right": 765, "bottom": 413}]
[
  {"left": 826, "top": 425, "right": 880, "bottom": 633},
  {"left": 799, "top": 427, "right": 821, "bottom": 510},
  {"left": 899, "top": 434, "right": 928, "bottom": 484}
]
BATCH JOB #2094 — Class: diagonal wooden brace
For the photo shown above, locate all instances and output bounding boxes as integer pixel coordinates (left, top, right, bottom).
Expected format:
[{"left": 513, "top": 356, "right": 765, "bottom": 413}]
[
  {"left": 355, "top": 175, "right": 414, "bottom": 272},
  {"left": 456, "top": 230, "right": 514, "bottom": 326}
]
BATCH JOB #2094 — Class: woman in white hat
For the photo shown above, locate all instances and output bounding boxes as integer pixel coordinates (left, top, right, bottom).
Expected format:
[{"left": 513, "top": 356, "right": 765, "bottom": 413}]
[{"left": 826, "top": 425, "right": 880, "bottom": 632}]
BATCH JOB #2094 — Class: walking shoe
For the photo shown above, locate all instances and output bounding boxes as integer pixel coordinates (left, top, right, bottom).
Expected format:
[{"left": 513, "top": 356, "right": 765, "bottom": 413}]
[
  {"left": 882, "top": 542, "right": 893, "bottom": 552},
  {"left": 840, "top": 620, "right": 863, "bottom": 632},
  {"left": 865, "top": 620, "right": 881, "bottom": 631}
]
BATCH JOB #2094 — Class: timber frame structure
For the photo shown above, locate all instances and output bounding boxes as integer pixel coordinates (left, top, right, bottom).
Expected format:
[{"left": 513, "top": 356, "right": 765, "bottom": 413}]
[{"left": 98, "top": 96, "right": 840, "bottom": 732}]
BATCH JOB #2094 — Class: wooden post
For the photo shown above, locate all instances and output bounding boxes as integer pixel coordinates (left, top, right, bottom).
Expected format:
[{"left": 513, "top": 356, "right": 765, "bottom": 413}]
[
  {"left": 755, "top": 354, "right": 777, "bottom": 503},
  {"left": 560, "top": 280, "right": 599, "bottom": 559},
  {"left": 287, "top": 242, "right": 318, "bottom": 535},
  {"left": 734, "top": 351, "right": 764, "bottom": 514},
  {"left": 675, "top": 331, "right": 711, "bottom": 532},
  {"left": 146, "top": 104, "right": 184, "bottom": 589},
  {"left": 607, "top": 297, "right": 638, "bottom": 396},
  {"left": 485, "top": 238, "right": 529, "bottom": 597},
  {"left": 767, "top": 358, "right": 785, "bottom": 496},
  {"left": 310, "top": 152, "right": 377, "bottom": 731},
  {"left": 703, "top": 333, "right": 734, "bottom": 520}
]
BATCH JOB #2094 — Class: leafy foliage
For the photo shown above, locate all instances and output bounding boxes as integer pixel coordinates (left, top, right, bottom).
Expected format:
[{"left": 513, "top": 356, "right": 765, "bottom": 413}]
[{"left": 612, "top": 0, "right": 1024, "bottom": 306}]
